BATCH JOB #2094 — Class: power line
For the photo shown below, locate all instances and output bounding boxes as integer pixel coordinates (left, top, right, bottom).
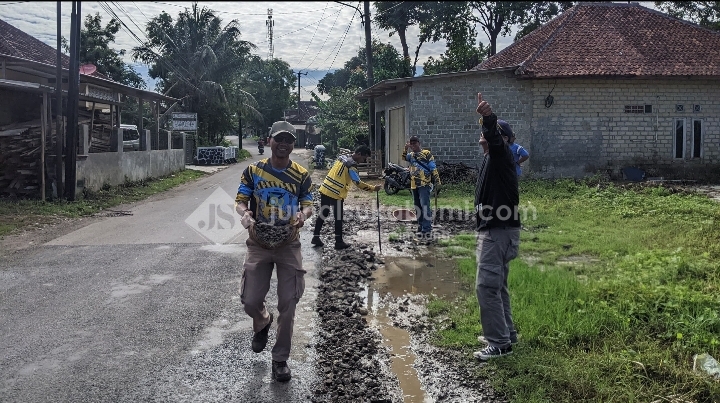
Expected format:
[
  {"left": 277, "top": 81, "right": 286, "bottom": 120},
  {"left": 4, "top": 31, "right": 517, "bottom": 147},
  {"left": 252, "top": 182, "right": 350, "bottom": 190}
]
[
  {"left": 301, "top": 7, "right": 344, "bottom": 71},
  {"left": 296, "top": 1, "right": 330, "bottom": 67}
]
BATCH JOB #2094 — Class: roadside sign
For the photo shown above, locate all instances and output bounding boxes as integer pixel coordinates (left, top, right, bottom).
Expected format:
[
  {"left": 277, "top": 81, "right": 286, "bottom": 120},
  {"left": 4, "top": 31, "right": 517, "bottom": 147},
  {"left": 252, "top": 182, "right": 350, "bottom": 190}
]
[{"left": 172, "top": 112, "right": 197, "bottom": 131}]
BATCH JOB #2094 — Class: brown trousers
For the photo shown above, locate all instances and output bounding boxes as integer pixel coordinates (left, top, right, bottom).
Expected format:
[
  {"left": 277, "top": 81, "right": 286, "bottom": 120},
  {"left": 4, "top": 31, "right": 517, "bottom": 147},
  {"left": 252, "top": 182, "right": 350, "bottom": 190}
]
[{"left": 240, "top": 238, "right": 305, "bottom": 362}]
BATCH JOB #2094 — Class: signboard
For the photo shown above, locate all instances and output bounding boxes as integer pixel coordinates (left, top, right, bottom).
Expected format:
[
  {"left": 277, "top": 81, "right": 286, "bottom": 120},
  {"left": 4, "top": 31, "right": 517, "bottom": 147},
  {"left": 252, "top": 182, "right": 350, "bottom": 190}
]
[{"left": 172, "top": 112, "right": 198, "bottom": 131}]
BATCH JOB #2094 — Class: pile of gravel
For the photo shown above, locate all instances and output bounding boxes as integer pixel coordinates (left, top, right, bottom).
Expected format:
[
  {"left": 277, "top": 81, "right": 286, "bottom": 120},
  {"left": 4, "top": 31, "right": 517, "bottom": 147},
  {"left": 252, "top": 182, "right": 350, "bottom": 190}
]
[{"left": 310, "top": 246, "right": 402, "bottom": 403}]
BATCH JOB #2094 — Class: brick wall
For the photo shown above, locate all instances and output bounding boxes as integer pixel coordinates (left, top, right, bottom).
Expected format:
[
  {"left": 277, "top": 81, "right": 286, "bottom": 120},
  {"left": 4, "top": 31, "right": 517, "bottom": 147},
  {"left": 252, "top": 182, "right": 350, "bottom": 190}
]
[
  {"left": 374, "top": 73, "right": 720, "bottom": 180},
  {"left": 407, "top": 70, "right": 533, "bottom": 169},
  {"left": 531, "top": 77, "right": 720, "bottom": 179}
]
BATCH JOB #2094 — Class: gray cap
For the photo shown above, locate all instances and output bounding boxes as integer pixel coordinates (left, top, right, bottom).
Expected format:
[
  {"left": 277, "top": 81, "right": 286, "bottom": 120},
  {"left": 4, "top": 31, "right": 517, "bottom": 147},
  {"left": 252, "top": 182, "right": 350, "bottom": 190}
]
[{"left": 270, "top": 121, "right": 297, "bottom": 139}]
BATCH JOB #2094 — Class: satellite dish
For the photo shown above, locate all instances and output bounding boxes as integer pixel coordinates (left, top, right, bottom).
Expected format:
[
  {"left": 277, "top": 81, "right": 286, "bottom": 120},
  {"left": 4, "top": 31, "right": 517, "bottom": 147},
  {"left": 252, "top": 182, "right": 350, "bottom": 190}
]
[{"left": 79, "top": 64, "right": 97, "bottom": 75}]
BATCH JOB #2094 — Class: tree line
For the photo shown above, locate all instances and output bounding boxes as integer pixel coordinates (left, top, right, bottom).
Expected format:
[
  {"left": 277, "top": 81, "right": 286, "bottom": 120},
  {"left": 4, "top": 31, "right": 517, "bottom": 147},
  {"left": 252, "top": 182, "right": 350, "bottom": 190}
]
[{"left": 73, "top": 1, "right": 720, "bottom": 148}]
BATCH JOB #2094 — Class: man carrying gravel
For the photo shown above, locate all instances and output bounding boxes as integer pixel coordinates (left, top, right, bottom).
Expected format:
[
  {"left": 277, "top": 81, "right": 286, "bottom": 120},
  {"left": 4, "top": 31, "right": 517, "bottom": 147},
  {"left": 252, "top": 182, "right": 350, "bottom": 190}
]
[
  {"left": 473, "top": 93, "right": 521, "bottom": 361},
  {"left": 311, "top": 145, "right": 381, "bottom": 250},
  {"left": 235, "top": 121, "right": 314, "bottom": 382}
]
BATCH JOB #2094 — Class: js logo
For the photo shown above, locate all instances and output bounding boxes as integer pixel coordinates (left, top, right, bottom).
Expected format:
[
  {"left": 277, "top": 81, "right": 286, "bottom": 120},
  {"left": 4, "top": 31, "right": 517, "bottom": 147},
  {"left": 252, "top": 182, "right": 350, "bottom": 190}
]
[{"left": 185, "top": 187, "right": 244, "bottom": 244}]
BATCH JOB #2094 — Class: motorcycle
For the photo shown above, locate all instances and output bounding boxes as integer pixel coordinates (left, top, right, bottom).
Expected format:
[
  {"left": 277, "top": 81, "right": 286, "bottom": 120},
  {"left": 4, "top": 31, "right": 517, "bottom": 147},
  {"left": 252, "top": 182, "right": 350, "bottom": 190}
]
[
  {"left": 257, "top": 139, "right": 265, "bottom": 155},
  {"left": 383, "top": 162, "right": 411, "bottom": 195}
]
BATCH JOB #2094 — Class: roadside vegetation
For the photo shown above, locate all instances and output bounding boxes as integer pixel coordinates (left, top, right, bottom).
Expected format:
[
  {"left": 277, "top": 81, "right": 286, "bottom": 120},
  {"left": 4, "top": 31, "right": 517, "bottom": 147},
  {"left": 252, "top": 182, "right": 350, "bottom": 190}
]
[
  {"left": 383, "top": 179, "right": 720, "bottom": 402},
  {"left": 0, "top": 169, "right": 206, "bottom": 237}
]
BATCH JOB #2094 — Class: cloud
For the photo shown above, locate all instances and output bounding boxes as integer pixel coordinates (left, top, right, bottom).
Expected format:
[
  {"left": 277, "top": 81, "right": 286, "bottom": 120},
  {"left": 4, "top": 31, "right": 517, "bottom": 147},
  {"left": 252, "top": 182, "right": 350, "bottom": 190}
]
[{"left": 8, "top": 1, "right": 658, "bottom": 98}]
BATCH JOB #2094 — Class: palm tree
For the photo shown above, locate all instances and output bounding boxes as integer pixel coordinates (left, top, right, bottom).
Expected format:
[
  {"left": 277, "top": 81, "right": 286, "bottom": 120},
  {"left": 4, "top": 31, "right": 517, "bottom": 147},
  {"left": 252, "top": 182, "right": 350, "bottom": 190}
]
[{"left": 133, "top": 3, "right": 255, "bottom": 145}]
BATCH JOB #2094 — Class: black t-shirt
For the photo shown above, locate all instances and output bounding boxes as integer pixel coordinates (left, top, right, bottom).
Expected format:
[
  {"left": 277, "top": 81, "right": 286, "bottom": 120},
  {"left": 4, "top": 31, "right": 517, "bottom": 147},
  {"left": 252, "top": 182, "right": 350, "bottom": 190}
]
[{"left": 474, "top": 114, "right": 521, "bottom": 230}]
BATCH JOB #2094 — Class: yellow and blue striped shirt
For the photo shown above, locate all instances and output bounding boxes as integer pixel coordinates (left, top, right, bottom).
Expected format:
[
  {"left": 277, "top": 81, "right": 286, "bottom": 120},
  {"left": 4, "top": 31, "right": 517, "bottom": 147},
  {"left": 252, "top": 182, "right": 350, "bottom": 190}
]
[
  {"left": 401, "top": 149, "right": 441, "bottom": 189},
  {"left": 319, "top": 155, "right": 375, "bottom": 200},
  {"left": 236, "top": 159, "right": 313, "bottom": 226}
]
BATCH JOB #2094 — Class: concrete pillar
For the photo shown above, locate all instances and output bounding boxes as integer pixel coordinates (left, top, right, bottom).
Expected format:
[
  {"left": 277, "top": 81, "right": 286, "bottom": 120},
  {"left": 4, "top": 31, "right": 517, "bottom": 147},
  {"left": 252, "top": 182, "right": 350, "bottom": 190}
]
[
  {"left": 142, "top": 129, "right": 151, "bottom": 151},
  {"left": 78, "top": 124, "right": 89, "bottom": 155},
  {"left": 182, "top": 131, "right": 186, "bottom": 152},
  {"left": 167, "top": 129, "right": 172, "bottom": 150},
  {"left": 111, "top": 128, "right": 123, "bottom": 153}
]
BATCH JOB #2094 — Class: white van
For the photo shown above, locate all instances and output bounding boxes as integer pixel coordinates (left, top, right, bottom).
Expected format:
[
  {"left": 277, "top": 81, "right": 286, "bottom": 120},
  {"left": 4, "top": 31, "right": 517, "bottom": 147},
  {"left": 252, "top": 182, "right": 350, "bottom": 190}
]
[{"left": 120, "top": 124, "right": 140, "bottom": 151}]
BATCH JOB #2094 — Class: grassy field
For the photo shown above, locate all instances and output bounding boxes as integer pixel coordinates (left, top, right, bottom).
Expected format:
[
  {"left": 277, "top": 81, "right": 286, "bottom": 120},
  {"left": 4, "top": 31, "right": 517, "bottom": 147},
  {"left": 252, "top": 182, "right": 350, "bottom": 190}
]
[
  {"left": 0, "top": 169, "right": 206, "bottom": 237},
  {"left": 386, "top": 179, "right": 720, "bottom": 402}
]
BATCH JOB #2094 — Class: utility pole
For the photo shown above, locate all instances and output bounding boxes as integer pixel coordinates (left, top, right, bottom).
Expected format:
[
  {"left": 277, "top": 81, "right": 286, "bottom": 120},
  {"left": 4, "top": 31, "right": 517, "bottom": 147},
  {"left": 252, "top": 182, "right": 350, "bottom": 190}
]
[
  {"left": 363, "top": 0, "right": 375, "bottom": 151},
  {"left": 64, "top": 0, "right": 80, "bottom": 201},
  {"left": 335, "top": 2, "right": 375, "bottom": 149},
  {"left": 266, "top": 9, "right": 274, "bottom": 60},
  {"left": 294, "top": 70, "right": 307, "bottom": 123},
  {"left": 55, "top": 1, "right": 64, "bottom": 199},
  {"left": 237, "top": 100, "right": 243, "bottom": 149}
]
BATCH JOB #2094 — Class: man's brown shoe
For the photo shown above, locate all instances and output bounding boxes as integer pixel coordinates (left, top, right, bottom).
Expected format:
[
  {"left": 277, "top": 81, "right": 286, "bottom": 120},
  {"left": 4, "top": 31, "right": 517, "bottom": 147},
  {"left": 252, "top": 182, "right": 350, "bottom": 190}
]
[
  {"left": 251, "top": 313, "right": 273, "bottom": 353},
  {"left": 272, "top": 360, "right": 291, "bottom": 382}
]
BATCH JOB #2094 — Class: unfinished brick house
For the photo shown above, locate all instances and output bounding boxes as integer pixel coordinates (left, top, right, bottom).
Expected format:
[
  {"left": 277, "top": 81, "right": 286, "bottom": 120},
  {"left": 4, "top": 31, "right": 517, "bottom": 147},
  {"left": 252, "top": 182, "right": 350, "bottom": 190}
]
[{"left": 358, "top": 2, "right": 720, "bottom": 180}]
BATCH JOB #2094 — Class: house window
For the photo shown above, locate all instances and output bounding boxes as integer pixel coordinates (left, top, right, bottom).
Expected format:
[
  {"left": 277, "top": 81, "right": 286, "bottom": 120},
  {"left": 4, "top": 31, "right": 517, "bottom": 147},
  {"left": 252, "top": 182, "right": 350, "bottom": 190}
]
[
  {"left": 624, "top": 105, "right": 644, "bottom": 113},
  {"left": 692, "top": 119, "right": 702, "bottom": 158},
  {"left": 674, "top": 119, "right": 685, "bottom": 159}
]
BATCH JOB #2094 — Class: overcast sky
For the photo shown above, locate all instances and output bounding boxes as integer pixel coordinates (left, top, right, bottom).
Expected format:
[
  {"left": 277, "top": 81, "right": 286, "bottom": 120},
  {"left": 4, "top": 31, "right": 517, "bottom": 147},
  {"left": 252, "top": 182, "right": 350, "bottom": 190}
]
[{"left": 0, "top": 1, "right": 657, "bottom": 99}]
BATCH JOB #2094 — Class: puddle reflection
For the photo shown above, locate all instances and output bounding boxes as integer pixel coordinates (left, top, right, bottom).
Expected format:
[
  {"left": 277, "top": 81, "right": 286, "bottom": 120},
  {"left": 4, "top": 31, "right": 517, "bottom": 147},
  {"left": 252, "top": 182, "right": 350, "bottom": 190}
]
[{"left": 361, "top": 252, "right": 462, "bottom": 403}]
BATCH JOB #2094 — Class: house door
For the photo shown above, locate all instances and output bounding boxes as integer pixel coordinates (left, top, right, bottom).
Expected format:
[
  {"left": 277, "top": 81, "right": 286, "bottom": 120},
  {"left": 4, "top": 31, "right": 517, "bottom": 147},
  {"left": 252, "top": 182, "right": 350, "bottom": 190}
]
[{"left": 388, "top": 107, "right": 406, "bottom": 166}]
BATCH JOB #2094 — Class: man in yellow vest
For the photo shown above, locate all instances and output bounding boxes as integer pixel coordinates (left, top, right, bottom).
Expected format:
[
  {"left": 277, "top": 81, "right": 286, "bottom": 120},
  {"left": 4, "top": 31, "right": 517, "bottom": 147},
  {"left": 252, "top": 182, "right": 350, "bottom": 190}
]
[{"left": 312, "top": 145, "right": 381, "bottom": 250}]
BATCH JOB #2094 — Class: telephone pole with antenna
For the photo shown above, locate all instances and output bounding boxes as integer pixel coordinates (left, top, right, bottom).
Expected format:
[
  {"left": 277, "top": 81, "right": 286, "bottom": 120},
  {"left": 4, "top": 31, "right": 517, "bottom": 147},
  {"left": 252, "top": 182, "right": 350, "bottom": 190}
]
[{"left": 266, "top": 9, "right": 274, "bottom": 60}]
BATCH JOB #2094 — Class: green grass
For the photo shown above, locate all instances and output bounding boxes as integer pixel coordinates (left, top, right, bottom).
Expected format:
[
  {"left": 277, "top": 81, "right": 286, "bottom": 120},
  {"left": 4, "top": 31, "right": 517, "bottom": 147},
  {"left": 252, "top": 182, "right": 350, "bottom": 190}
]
[
  {"left": 379, "top": 182, "right": 477, "bottom": 211},
  {"left": 426, "top": 179, "right": 720, "bottom": 402},
  {"left": 0, "top": 169, "right": 206, "bottom": 237}
]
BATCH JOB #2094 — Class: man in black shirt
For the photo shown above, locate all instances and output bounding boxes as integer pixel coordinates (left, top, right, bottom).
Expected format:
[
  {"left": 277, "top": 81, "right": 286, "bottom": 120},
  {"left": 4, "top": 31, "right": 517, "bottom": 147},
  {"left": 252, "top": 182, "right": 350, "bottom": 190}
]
[{"left": 473, "top": 93, "right": 521, "bottom": 361}]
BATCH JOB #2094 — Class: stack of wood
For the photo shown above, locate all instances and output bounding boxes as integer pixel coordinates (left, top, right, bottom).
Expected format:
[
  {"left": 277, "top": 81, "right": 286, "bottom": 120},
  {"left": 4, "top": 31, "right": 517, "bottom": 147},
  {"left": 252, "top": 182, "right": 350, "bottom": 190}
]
[
  {"left": 437, "top": 161, "right": 478, "bottom": 185},
  {"left": 0, "top": 124, "right": 41, "bottom": 197},
  {"left": 357, "top": 150, "right": 383, "bottom": 178},
  {"left": 82, "top": 109, "right": 113, "bottom": 153}
]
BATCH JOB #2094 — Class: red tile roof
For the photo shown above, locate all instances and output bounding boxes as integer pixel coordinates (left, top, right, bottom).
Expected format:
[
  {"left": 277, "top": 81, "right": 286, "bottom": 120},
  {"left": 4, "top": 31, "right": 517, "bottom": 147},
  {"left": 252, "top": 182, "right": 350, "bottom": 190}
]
[
  {"left": 474, "top": 3, "right": 720, "bottom": 78},
  {"left": 0, "top": 18, "right": 70, "bottom": 68}
]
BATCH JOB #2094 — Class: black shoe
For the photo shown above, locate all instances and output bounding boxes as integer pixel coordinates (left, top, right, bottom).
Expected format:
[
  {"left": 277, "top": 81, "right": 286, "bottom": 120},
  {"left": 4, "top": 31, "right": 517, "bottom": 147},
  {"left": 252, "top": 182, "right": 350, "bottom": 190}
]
[
  {"left": 251, "top": 313, "right": 273, "bottom": 353},
  {"left": 311, "top": 236, "right": 324, "bottom": 247},
  {"left": 272, "top": 360, "right": 292, "bottom": 382},
  {"left": 473, "top": 345, "right": 513, "bottom": 361},
  {"left": 334, "top": 239, "right": 351, "bottom": 250}
]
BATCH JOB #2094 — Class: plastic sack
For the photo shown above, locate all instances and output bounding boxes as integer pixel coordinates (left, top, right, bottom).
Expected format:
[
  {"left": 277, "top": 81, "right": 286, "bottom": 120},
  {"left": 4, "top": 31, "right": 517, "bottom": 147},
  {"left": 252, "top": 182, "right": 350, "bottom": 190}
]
[{"left": 693, "top": 353, "right": 720, "bottom": 379}]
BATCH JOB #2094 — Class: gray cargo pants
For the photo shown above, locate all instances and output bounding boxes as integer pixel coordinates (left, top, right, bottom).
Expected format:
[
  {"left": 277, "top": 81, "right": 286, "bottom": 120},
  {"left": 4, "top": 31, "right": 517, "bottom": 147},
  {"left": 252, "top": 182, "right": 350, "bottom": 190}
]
[
  {"left": 476, "top": 227, "right": 520, "bottom": 349},
  {"left": 240, "top": 238, "right": 306, "bottom": 362}
]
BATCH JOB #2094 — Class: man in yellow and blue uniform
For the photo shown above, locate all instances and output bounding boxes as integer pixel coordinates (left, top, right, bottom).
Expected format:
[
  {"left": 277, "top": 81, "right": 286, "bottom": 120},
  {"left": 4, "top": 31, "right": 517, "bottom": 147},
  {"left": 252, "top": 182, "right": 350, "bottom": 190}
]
[
  {"left": 312, "top": 145, "right": 381, "bottom": 250},
  {"left": 235, "top": 121, "right": 313, "bottom": 382},
  {"left": 402, "top": 135, "right": 441, "bottom": 239}
]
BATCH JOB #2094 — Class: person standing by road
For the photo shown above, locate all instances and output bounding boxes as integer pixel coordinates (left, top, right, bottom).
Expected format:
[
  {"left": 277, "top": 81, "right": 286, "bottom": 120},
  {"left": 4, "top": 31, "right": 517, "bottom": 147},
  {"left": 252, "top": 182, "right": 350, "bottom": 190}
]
[
  {"left": 312, "top": 145, "right": 381, "bottom": 250},
  {"left": 235, "top": 121, "right": 314, "bottom": 382},
  {"left": 472, "top": 93, "right": 522, "bottom": 361},
  {"left": 402, "top": 136, "right": 441, "bottom": 240}
]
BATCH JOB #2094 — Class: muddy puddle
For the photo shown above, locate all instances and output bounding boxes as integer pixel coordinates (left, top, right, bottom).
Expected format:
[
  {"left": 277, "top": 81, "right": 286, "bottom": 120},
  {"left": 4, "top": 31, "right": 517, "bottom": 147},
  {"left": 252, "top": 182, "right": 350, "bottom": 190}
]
[{"left": 361, "top": 251, "right": 462, "bottom": 403}]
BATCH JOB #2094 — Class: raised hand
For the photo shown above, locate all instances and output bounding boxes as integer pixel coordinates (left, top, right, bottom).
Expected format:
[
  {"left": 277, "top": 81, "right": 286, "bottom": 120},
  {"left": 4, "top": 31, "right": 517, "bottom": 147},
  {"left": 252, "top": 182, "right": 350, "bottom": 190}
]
[{"left": 476, "top": 92, "right": 492, "bottom": 116}]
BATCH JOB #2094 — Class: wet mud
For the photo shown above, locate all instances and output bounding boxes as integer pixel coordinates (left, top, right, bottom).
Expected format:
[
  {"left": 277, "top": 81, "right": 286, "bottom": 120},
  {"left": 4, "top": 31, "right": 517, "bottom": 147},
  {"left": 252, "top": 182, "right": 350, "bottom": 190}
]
[{"left": 309, "top": 181, "right": 508, "bottom": 402}]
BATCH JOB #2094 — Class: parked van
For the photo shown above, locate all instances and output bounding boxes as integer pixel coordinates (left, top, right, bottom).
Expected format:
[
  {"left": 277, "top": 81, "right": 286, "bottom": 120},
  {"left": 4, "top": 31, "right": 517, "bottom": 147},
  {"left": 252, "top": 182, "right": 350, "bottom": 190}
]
[{"left": 120, "top": 124, "right": 140, "bottom": 151}]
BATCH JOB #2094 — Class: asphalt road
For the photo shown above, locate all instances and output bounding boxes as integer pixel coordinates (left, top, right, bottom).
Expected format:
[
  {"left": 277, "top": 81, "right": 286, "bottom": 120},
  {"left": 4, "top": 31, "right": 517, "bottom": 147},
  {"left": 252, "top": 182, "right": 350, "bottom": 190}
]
[{"left": 0, "top": 140, "right": 323, "bottom": 402}]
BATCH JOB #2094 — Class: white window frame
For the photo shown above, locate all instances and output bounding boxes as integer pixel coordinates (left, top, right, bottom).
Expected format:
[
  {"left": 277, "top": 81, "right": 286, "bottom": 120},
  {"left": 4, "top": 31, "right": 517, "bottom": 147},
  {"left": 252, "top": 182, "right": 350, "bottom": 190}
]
[
  {"left": 673, "top": 118, "right": 685, "bottom": 159},
  {"left": 692, "top": 119, "right": 703, "bottom": 159}
]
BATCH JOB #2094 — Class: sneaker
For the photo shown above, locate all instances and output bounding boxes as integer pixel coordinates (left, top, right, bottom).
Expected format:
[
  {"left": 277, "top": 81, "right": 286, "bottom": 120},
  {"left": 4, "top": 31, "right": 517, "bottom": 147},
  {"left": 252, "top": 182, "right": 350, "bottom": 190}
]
[
  {"left": 251, "top": 313, "right": 273, "bottom": 353},
  {"left": 272, "top": 360, "right": 292, "bottom": 382},
  {"left": 334, "top": 240, "right": 351, "bottom": 250},
  {"left": 478, "top": 335, "right": 519, "bottom": 345},
  {"left": 473, "top": 345, "right": 513, "bottom": 361},
  {"left": 311, "top": 236, "right": 324, "bottom": 247}
]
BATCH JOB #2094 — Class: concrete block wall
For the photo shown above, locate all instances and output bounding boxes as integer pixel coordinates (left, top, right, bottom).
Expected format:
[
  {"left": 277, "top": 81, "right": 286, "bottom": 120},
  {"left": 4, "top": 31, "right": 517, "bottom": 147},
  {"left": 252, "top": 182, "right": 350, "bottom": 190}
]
[
  {"left": 531, "top": 77, "right": 720, "bottom": 178},
  {"left": 76, "top": 149, "right": 185, "bottom": 192},
  {"left": 408, "top": 70, "right": 533, "bottom": 168}
]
